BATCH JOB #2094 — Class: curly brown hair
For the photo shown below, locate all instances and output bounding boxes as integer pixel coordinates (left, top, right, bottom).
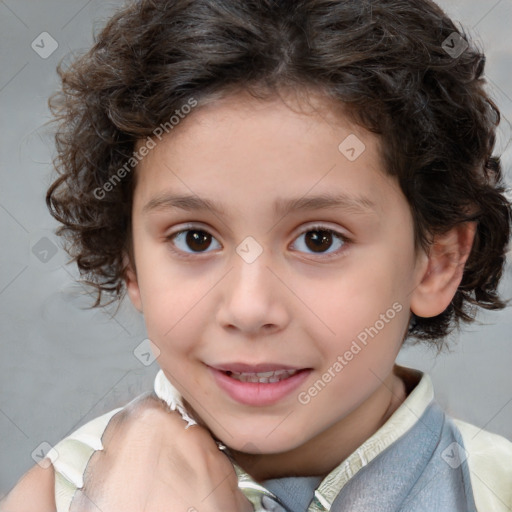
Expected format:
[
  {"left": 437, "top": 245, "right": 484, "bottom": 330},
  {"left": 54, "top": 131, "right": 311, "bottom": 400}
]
[{"left": 46, "top": 0, "right": 511, "bottom": 347}]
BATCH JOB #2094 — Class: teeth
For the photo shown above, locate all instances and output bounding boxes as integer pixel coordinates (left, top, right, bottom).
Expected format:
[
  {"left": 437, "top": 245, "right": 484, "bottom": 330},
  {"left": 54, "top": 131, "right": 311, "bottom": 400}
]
[
  {"left": 227, "top": 369, "right": 299, "bottom": 383},
  {"left": 254, "top": 371, "right": 275, "bottom": 377}
]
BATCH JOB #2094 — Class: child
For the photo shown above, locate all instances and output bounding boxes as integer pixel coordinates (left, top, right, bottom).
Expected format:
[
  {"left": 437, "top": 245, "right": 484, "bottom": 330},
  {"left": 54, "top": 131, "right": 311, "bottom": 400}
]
[{"left": 3, "top": 0, "right": 512, "bottom": 510}]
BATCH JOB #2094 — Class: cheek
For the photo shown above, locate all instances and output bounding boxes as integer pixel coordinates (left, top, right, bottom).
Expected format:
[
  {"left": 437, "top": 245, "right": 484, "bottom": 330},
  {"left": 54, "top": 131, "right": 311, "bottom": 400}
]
[
  {"left": 313, "top": 257, "right": 410, "bottom": 353},
  {"left": 134, "top": 258, "right": 200, "bottom": 350}
]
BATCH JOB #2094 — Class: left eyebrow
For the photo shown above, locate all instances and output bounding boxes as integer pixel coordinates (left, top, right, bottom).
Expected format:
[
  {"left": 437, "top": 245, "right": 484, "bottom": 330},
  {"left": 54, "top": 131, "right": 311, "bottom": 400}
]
[
  {"left": 273, "top": 192, "right": 378, "bottom": 217},
  {"left": 142, "top": 192, "right": 378, "bottom": 217}
]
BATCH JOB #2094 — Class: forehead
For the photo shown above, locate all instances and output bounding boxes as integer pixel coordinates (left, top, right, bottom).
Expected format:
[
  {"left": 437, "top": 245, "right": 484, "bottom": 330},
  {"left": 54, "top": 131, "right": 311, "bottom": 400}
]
[{"left": 132, "top": 90, "right": 400, "bottom": 220}]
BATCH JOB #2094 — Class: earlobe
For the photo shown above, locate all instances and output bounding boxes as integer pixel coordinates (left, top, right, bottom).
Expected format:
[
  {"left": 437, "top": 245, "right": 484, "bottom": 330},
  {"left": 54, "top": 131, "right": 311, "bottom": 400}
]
[
  {"left": 410, "top": 222, "right": 477, "bottom": 318},
  {"left": 123, "top": 253, "right": 143, "bottom": 313}
]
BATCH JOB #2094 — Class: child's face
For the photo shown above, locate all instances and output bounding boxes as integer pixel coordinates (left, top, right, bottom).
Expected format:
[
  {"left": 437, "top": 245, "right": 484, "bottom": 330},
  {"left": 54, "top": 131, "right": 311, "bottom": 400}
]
[{"left": 126, "top": 90, "right": 428, "bottom": 454}]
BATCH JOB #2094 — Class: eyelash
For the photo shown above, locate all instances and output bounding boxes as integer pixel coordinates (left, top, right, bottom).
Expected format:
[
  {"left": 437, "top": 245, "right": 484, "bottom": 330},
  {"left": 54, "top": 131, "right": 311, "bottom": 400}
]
[{"left": 165, "top": 224, "right": 350, "bottom": 260}]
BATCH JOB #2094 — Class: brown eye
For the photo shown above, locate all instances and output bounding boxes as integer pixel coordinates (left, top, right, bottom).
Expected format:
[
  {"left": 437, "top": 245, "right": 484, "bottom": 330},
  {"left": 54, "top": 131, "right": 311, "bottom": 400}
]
[
  {"left": 185, "top": 230, "right": 212, "bottom": 252},
  {"left": 168, "top": 228, "right": 221, "bottom": 254},
  {"left": 291, "top": 226, "right": 347, "bottom": 257},
  {"left": 305, "top": 230, "right": 334, "bottom": 253}
]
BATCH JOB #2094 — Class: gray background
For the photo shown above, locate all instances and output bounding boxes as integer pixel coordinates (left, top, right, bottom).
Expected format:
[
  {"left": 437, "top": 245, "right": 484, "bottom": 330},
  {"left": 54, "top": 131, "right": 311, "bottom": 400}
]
[{"left": 1, "top": 0, "right": 511, "bottom": 497}]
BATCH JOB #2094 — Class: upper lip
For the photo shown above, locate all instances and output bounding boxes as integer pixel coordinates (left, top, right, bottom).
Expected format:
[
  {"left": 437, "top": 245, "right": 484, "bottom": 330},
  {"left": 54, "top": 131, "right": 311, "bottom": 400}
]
[{"left": 210, "top": 362, "right": 307, "bottom": 373}]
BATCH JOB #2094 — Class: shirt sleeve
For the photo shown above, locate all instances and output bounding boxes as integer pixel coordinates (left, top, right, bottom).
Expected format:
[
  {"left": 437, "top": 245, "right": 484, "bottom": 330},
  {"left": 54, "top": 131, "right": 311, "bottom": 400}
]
[{"left": 48, "top": 407, "right": 124, "bottom": 512}]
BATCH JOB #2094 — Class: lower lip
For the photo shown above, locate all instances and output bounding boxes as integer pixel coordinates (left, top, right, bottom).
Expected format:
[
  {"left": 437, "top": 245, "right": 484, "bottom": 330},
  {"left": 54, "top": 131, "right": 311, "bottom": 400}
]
[{"left": 209, "top": 367, "right": 312, "bottom": 406}]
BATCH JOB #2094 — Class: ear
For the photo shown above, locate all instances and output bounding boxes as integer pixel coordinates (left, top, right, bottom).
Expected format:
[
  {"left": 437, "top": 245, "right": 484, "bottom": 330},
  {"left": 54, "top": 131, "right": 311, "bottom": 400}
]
[
  {"left": 410, "top": 221, "right": 477, "bottom": 318},
  {"left": 123, "top": 253, "right": 143, "bottom": 313}
]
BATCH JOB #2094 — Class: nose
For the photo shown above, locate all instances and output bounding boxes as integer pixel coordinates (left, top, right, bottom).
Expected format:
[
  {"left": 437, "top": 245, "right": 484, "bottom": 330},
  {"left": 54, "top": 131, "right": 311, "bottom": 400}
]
[{"left": 216, "top": 248, "right": 290, "bottom": 337}]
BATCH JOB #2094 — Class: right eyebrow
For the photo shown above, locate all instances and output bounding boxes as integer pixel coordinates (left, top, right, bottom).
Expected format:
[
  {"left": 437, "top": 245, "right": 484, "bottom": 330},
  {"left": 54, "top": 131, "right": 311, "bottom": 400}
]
[{"left": 142, "top": 193, "right": 227, "bottom": 216}]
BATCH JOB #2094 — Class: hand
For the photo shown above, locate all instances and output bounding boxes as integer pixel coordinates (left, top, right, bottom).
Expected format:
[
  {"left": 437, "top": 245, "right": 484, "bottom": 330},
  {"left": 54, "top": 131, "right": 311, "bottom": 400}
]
[{"left": 70, "top": 393, "right": 253, "bottom": 512}]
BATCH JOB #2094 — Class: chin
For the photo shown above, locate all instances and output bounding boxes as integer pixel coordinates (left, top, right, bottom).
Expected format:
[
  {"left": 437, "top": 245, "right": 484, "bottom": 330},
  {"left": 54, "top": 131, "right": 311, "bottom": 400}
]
[{"left": 219, "top": 427, "right": 309, "bottom": 454}]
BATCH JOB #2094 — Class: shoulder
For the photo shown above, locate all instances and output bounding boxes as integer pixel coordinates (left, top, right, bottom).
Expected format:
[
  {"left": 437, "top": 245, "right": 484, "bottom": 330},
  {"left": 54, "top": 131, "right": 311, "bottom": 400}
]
[
  {"left": 452, "top": 418, "right": 512, "bottom": 512},
  {"left": 0, "top": 463, "right": 56, "bottom": 512},
  {"left": 0, "top": 402, "right": 134, "bottom": 512},
  {"left": 2, "top": 390, "right": 172, "bottom": 512},
  {"left": 2, "top": 400, "right": 134, "bottom": 512},
  {"left": 50, "top": 391, "right": 172, "bottom": 511},
  {"left": 49, "top": 393, "right": 164, "bottom": 511}
]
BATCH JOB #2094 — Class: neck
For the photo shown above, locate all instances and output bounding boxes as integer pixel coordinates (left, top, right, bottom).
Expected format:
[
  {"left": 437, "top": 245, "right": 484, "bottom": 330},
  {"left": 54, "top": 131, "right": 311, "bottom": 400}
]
[{"left": 228, "top": 367, "right": 408, "bottom": 482}]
